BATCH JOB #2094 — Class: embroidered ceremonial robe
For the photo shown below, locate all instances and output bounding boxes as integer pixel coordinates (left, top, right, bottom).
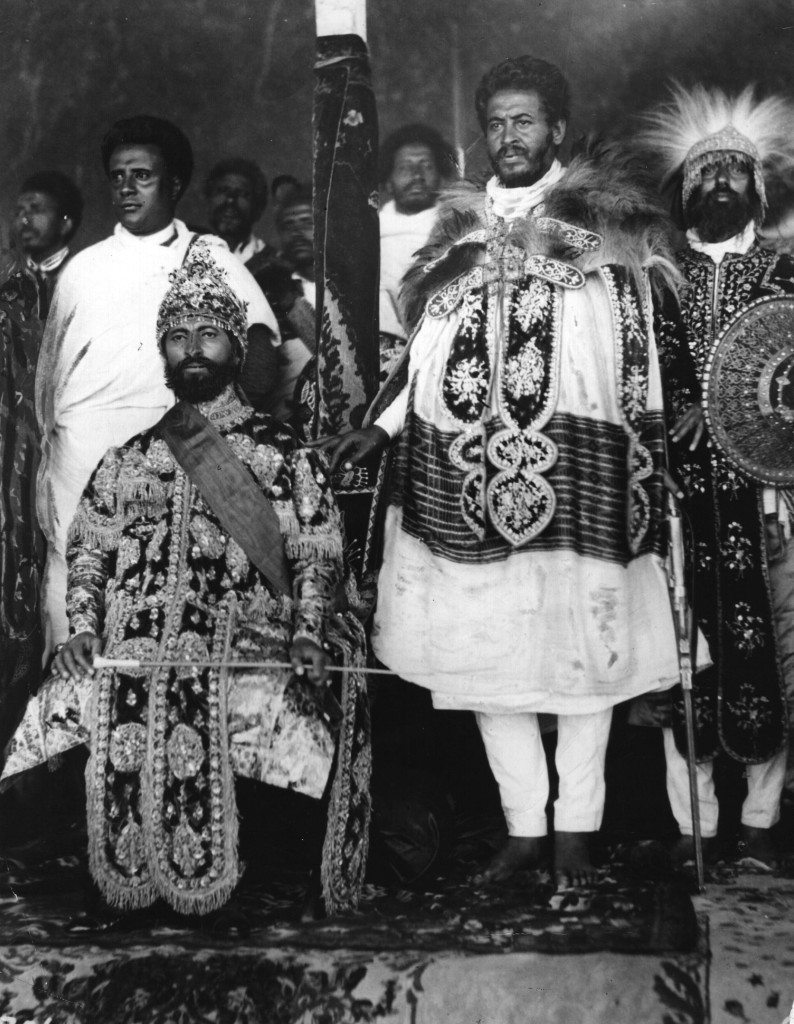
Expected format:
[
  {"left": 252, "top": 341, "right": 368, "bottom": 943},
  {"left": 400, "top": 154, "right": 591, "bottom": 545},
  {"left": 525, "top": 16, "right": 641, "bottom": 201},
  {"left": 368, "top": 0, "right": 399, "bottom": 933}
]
[
  {"left": 368, "top": 161, "right": 682, "bottom": 714},
  {"left": 36, "top": 224, "right": 278, "bottom": 649},
  {"left": 3, "top": 389, "right": 370, "bottom": 915},
  {"left": 657, "top": 243, "right": 794, "bottom": 763}
]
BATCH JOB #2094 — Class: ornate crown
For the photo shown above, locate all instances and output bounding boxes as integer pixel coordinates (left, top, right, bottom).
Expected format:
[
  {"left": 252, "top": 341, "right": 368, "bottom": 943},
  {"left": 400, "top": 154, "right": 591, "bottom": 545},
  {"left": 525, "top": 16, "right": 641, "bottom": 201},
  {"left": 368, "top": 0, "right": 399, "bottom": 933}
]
[{"left": 157, "top": 242, "right": 248, "bottom": 355}]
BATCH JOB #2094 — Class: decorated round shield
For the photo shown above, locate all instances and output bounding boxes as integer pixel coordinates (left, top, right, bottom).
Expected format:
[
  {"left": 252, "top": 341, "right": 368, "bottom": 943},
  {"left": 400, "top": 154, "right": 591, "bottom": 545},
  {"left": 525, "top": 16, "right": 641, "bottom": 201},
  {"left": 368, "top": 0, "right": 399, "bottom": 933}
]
[{"left": 703, "top": 295, "right": 794, "bottom": 485}]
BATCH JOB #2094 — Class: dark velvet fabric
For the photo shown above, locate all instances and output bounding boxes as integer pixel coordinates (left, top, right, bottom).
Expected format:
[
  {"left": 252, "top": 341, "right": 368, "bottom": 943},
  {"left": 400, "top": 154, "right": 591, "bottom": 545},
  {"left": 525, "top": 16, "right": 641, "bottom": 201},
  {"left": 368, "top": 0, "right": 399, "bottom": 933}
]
[
  {"left": 311, "top": 33, "right": 380, "bottom": 437},
  {"left": 0, "top": 261, "right": 44, "bottom": 758}
]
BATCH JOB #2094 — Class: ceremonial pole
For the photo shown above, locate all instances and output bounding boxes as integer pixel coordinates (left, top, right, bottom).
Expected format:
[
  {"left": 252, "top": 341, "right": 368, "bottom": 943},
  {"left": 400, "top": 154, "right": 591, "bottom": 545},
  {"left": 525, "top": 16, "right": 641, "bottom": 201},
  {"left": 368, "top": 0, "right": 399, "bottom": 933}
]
[
  {"left": 312, "top": 0, "right": 379, "bottom": 438},
  {"left": 668, "top": 495, "right": 705, "bottom": 892},
  {"left": 312, "top": 0, "right": 381, "bottom": 585}
]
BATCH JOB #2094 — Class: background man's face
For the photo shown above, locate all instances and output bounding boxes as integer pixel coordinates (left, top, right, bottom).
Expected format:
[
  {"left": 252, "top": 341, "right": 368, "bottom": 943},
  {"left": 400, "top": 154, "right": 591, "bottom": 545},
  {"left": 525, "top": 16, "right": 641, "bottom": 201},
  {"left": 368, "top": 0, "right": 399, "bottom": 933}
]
[
  {"left": 388, "top": 143, "right": 441, "bottom": 214},
  {"left": 14, "top": 191, "right": 69, "bottom": 260},
  {"left": 163, "top": 316, "right": 237, "bottom": 402},
  {"left": 207, "top": 172, "right": 255, "bottom": 244},
  {"left": 687, "top": 154, "right": 754, "bottom": 243},
  {"left": 485, "top": 89, "right": 565, "bottom": 188},
  {"left": 277, "top": 202, "right": 314, "bottom": 270},
  {"left": 108, "top": 144, "right": 178, "bottom": 236}
]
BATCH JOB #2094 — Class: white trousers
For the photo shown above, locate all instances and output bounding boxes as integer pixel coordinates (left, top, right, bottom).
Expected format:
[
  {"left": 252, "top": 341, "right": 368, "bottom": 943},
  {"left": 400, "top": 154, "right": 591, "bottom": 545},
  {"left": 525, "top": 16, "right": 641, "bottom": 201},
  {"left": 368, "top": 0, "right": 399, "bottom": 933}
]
[
  {"left": 665, "top": 511, "right": 794, "bottom": 831},
  {"left": 475, "top": 710, "right": 613, "bottom": 837},
  {"left": 664, "top": 729, "right": 787, "bottom": 835}
]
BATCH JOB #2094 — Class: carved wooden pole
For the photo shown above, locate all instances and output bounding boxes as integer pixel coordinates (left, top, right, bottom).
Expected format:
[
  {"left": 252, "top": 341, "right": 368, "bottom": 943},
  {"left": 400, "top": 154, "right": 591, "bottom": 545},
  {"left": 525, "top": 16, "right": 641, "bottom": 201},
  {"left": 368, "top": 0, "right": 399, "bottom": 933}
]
[{"left": 312, "top": 0, "right": 379, "bottom": 438}]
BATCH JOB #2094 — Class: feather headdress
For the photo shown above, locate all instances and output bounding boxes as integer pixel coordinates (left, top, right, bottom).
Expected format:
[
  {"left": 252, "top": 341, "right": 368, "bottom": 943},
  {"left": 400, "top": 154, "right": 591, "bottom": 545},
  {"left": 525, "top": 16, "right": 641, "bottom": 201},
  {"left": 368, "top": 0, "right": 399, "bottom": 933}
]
[{"left": 639, "top": 83, "right": 794, "bottom": 210}]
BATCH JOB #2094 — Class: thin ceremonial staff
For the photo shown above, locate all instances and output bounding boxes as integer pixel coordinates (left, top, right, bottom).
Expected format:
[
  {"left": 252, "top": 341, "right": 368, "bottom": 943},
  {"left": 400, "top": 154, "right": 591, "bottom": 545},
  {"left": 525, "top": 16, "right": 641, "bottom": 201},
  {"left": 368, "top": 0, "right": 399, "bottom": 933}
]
[
  {"left": 667, "top": 494, "right": 705, "bottom": 893},
  {"left": 92, "top": 656, "right": 396, "bottom": 675}
]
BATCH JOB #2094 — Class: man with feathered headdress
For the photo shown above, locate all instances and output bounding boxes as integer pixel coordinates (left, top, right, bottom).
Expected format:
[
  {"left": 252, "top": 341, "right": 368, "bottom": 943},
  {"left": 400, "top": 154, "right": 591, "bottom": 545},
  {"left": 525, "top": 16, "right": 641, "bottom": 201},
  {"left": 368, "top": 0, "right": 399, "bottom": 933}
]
[
  {"left": 318, "top": 55, "right": 685, "bottom": 888},
  {"left": 641, "top": 84, "right": 794, "bottom": 868},
  {"left": 1, "top": 244, "right": 370, "bottom": 927}
]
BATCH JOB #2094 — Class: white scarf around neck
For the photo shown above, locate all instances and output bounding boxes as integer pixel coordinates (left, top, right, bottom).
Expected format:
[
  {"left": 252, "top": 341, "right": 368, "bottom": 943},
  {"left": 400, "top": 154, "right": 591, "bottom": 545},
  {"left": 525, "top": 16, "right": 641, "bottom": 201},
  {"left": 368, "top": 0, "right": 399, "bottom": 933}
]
[
  {"left": 486, "top": 159, "right": 564, "bottom": 222},
  {"left": 686, "top": 220, "right": 756, "bottom": 264}
]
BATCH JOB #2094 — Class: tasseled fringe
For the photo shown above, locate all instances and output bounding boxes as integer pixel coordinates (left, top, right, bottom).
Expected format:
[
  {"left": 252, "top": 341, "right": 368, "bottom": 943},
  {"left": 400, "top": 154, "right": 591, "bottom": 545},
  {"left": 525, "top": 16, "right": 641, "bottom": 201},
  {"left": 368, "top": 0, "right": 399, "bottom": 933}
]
[
  {"left": 152, "top": 871, "right": 240, "bottom": 917},
  {"left": 274, "top": 500, "right": 300, "bottom": 536},
  {"left": 120, "top": 477, "right": 168, "bottom": 510},
  {"left": 284, "top": 533, "right": 344, "bottom": 561},
  {"left": 67, "top": 512, "right": 122, "bottom": 552},
  {"left": 123, "top": 500, "right": 163, "bottom": 521},
  {"left": 86, "top": 806, "right": 158, "bottom": 913}
]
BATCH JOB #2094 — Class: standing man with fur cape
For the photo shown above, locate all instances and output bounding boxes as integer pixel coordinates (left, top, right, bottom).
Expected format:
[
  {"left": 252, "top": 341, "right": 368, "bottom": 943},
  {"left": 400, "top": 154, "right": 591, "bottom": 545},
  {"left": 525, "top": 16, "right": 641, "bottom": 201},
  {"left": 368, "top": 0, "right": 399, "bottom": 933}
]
[{"left": 320, "top": 55, "right": 683, "bottom": 886}]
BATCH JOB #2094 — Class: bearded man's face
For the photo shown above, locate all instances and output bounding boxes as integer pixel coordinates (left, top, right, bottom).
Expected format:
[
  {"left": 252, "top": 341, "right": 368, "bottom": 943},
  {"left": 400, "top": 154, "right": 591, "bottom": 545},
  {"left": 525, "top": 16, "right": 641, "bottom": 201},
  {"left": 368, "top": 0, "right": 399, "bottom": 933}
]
[
  {"left": 686, "top": 155, "right": 759, "bottom": 243},
  {"left": 484, "top": 89, "right": 566, "bottom": 189},
  {"left": 162, "top": 317, "right": 239, "bottom": 403}
]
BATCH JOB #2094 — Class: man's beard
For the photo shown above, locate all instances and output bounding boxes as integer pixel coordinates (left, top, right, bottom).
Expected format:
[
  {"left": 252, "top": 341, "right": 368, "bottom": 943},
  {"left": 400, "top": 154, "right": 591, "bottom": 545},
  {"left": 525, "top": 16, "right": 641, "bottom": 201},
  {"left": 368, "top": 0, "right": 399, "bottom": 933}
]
[
  {"left": 686, "top": 186, "right": 757, "bottom": 243},
  {"left": 395, "top": 185, "right": 436, "bottom": 213},
  {"left": 164, "top": 356, "right": 237, "bottom": 403},
  {"left": 490, "top": 134, "right": 554, "bottom": 188}
]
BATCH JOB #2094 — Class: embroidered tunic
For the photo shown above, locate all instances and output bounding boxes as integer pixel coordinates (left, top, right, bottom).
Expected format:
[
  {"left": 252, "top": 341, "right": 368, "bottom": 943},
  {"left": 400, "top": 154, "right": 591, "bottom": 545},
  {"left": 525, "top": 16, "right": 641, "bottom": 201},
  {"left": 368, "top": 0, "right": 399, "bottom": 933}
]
[
  {"left": 3, "top": 389, "right": 370, "bottom": 914},
  {"left": 36, "top": 220, "right": 279, "bottom": 649},
  {"left": 657, "top": 243, "right": 794, "bottom": 763},
  {"left": 369, "top": 173, "right": 681, "bottom": 714}
]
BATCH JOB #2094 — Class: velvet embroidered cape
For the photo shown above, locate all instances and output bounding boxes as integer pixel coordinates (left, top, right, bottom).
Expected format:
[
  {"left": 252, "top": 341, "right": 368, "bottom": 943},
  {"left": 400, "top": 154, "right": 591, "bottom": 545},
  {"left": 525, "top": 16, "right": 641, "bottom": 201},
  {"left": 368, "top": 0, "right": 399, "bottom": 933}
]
[
  {"left": 3, "top": 390, "right": 371, "bottom": 914},
  {"left": 657, "top": 243, "right": 794, "bottom": 763}
]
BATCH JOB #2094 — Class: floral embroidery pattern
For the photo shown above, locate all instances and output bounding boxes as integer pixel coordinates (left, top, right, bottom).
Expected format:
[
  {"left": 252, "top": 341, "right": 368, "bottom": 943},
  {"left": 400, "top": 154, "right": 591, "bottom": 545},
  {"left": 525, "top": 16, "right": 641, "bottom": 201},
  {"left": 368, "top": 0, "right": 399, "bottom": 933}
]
[
  {"left": 720, "top": 522, "right": 754, "bottom": 576},
  {"left": 446, "top": 356, "right": 490, "bottom": 408},
  {"left": 727, "top": 602, "right": 766, "bottom": 654},
  {"left": 657, "top": 245, "right": 793, "bottom": 762},
  {"left": 601, "top": 267, "right": 652, "bottom": 552},
  {"left": 725, "top": 691, "right": 773, "bottom": 733},
  {"left": 513, "top": 277, "right": 551, "bottom": 330},
  {"left": 504, "top": 340, "right": 545, "bottom": 399}
]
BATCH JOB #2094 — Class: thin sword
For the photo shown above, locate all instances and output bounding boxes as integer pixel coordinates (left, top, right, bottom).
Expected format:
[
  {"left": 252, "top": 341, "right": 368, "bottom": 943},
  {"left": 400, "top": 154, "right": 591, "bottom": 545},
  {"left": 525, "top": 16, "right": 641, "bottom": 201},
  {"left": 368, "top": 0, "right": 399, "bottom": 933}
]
[{"left": 92, "top": 657, "right": 396, "bottom": 675}]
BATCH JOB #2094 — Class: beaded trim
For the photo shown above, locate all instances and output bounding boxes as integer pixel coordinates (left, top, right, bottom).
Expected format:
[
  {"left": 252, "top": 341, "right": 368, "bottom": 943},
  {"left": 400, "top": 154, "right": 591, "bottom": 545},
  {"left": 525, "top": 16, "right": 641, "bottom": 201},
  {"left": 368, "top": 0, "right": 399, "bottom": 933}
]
[
  {"left": 197, "top": 386, "right": 250, "bottom": 432},
  {"left": 437, "top": 273, "right": 562, "bottom": 546},
  {"left": 600, "top": 266, "right": 653, "bottom": 553},
  {"left": 426, "top": 256, "right": 583, "bottom": 320}
]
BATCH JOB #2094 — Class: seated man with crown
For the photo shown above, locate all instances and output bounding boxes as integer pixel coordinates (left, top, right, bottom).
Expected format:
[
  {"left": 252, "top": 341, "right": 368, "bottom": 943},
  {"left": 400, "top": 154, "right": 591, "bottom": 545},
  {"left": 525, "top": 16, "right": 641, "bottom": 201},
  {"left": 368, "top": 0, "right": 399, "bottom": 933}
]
[{"left": 1, "top": 245, "right": 370, "bottom": 929}]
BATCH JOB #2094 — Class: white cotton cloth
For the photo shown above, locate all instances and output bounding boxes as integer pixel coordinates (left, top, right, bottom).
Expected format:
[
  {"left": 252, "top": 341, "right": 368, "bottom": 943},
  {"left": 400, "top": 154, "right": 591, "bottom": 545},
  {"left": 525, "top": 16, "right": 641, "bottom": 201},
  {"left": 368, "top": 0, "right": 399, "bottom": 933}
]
[
  {"left": 315, "top": 0, "right": 366, "bottom": 40},
  {"left": 271, "top": 276, "right": 315, "bottom": 422},
  {"left": 378, "top": 200, "right": 438, "bottom": 339},
  {"left": 485, "top": 160, "right": 564, "bottom": 222},
  {"left": 664, "top": 731, "right": 787, "bottom": 835},
  {"left": 37, "top": 218, "right": 278, "bottom": 648},
  {"left": 477, "top": 709, "right": 613, "bottom": 836},
  {"left": 371, "top": 272, "right": 682, "bottom": 714},
  {"left": 685, "top": 221, "right": 757, "bottom": 265}
]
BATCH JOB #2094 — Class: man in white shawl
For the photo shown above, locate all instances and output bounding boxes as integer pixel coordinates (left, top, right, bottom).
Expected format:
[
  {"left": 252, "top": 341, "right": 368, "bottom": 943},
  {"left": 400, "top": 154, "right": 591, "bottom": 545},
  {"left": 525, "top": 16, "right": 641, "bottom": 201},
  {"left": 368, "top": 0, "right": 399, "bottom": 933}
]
[
  {"left": 37, "top": 115, "right": 279, "bottom": 653},
  {"left": 320, "top": 56, "right": 683, "bottom": 887},
  {"left": 378, "top": 124, "right": 456, "bottom": 376}
]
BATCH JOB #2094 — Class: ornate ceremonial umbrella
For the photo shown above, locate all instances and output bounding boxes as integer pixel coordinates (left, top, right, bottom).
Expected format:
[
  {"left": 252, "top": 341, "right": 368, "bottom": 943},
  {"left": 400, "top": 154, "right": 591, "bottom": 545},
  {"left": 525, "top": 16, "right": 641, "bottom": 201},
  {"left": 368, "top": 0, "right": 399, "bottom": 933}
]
[{"left": 703, "top": 295, "right": 794, "bottom": 486}]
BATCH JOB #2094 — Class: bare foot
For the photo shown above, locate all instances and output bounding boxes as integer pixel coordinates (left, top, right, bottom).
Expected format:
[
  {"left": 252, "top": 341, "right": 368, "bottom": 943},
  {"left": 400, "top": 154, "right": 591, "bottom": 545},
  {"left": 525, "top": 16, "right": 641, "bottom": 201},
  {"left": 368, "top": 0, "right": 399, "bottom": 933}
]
[
  {"left": 471, "top": 836, "right": 545, "bottom": 884},
  {"left": 736, "top": 826, "right": 776, "bottom": 871},
  {"left": 670, "top": 834, "right": 713, "bottom": 869},
  {"left": 554, "top": 832, "right": 599, "bottom": 889}
]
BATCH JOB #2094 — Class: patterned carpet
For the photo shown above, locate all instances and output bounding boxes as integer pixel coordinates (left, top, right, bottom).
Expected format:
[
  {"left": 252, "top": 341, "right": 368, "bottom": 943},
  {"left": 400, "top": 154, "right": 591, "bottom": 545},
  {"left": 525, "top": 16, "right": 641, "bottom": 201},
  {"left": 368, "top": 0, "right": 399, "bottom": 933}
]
[{"left": 0, "top": 845, "right": 709, "bottom": 1024}]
